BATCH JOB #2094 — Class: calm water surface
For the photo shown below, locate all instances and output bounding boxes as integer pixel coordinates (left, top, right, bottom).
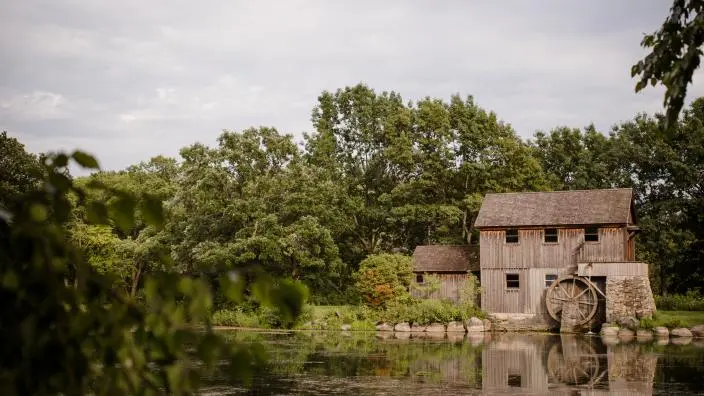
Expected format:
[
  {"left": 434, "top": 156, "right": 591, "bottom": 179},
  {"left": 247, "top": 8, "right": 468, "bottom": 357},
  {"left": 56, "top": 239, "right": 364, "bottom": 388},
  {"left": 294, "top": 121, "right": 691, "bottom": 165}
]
[{"left": 202, "top": 330, "right": 704, "bottom": 395}]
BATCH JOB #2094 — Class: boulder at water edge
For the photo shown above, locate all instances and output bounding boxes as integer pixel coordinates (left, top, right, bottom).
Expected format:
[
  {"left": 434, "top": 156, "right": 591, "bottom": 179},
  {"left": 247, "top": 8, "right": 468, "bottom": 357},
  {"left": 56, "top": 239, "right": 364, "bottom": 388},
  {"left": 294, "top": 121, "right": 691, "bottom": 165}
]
[
  {"left": 636, "top": 329, "right": 653, "bottom": 341},
  {"left": 340, "top": 324, "right": 352, "bottom": 331},
  {"left": 617, "top": 316, "right": 639, "bottom": 330},
  {"left": 447, "top": 321, "right": 465, "bottom": 332},
  {"left": 654, "top": 327, "right": 669, "bottom": 337},
  {"left": 672, "top": 336, "right": 692, "bottom": 345},
  {"left": 671, "top": 328, "right": 693, "bottom": 338},
  {"left": 394, "top": 322, "right": 411, "bottom": 332},
  {"left": 466, "top": 317, "right": 484, "bottom": 332},
  {"left": 618, "top": 328, "right": 635, "bottom": 340},
  {"left": 690, "top": 325, "right": 704, "bottom": 338},
  {"left": 410, "top": 324, "right": 427, "bottom": 332},
  {"left": 426, "top": 323, "right": 446, "bottom": 332},
  {"left": 483, "top": 319, "right": 492, "bottom": 332},
  {"left": 376, "top": 323, "right": 393, "bottom": 332},
  {"left": 600, "top": 325, "right": 619, "bottom": 337}
]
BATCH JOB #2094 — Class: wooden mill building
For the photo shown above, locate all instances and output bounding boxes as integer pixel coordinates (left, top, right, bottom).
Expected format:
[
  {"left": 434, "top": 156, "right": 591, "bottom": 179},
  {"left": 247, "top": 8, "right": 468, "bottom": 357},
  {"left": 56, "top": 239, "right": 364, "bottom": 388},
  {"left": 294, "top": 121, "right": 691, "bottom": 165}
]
[
  {"left": 474, "top": 188, "right": 655, "bottom": 328},
  {"left": 413, "top": 188, "right": 656, "bottom": 329}
]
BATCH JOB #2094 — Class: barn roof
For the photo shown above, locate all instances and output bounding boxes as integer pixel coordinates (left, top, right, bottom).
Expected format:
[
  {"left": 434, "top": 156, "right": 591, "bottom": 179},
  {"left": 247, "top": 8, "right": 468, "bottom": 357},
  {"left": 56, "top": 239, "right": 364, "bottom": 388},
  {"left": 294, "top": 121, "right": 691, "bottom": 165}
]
[
  {"left": 474, "top": 188, "right": 634, "bottom": 228},
  {"left": 412, "top": 245, "right": 479, "bottom": 272}
]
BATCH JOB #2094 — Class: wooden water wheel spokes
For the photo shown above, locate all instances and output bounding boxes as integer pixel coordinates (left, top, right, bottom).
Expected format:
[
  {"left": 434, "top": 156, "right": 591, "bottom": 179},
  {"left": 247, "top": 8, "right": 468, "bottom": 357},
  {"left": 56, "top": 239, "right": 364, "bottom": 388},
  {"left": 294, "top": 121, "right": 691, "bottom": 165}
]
[{"left": 546, "top": 275, "right": 598, "bottom": 326}]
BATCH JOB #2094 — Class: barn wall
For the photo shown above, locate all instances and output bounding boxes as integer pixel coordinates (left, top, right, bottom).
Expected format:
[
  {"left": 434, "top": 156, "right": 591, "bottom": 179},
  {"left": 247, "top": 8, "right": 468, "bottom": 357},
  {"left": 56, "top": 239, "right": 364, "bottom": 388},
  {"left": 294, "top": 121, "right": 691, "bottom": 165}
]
[
  {"left": 481, "top": 269, "right": 524, "bottom": 313},
  {"left": 412, "top": 273, "right": 473, "bottom": 303},
  {"left": 480, "top": 227, "right": 628, "bottom": 271},
  {"left": 482, "top": 267, "right": 574, "bottom": 315}
]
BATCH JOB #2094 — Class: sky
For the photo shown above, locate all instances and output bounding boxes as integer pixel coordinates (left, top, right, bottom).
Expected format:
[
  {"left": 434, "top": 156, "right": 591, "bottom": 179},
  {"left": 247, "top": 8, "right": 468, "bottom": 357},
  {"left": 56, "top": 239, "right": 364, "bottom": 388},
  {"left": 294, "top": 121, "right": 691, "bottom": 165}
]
[{"left": 1, "top": 1, "right": 703, "bottom": 173}]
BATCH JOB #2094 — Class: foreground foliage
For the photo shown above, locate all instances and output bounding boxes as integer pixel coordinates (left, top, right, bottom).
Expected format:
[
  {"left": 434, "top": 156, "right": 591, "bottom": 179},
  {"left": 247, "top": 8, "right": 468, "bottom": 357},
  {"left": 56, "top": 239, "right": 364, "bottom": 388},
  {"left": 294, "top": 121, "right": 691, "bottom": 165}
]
[{"left": 0, "top": 152, "right": 305, "bottom": 394}]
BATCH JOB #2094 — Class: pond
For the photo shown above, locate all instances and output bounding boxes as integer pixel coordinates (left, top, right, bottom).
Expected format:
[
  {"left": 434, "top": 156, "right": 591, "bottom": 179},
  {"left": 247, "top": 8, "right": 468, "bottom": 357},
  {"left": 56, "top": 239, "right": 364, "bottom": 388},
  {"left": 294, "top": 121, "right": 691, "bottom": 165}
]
[{"left": 201, "top": 331, "right": 704, "bottom": 395}]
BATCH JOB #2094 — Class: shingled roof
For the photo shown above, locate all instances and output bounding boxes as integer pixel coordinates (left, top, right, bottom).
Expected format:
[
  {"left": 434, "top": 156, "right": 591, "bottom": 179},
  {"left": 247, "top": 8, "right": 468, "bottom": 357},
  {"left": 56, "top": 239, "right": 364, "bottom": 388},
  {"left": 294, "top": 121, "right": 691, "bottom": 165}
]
[
  {"left": 474, "top": 188, "right": 634, "bottom": 228},
  {"left": 413, "top": 245, "right": 479, "bottom": 272}
]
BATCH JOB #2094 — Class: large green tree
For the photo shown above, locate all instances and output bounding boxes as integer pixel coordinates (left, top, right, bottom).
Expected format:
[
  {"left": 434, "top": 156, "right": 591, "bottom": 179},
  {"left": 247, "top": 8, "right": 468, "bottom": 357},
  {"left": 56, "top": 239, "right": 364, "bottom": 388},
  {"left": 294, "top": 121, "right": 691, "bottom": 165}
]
[{"left": 0, "top": 131, "right": 43, "bottom": 212}]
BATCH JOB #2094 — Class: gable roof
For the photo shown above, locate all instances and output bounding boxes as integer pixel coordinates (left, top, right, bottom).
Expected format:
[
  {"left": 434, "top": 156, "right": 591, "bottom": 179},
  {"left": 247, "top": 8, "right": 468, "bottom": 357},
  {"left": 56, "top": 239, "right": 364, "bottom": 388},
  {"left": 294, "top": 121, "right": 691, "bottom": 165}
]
[
  {"left": 413, "top": 245, "right": 479, "bottom": 272},
  {"left": 474, "top": 188, "right": 634, "bottom": 228}
]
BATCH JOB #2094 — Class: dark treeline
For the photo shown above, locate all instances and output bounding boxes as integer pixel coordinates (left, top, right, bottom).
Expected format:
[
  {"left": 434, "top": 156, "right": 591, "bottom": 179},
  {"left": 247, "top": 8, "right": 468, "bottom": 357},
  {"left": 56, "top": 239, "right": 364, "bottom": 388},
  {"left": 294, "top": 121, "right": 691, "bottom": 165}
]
[{"left": 3, "top": 84, "right": 703, "bottom": 301}]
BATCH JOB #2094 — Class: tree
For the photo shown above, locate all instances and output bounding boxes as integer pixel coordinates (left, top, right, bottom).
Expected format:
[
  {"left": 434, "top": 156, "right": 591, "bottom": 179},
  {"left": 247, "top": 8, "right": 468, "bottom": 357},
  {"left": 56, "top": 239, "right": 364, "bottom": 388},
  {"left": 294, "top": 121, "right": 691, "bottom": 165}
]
[
  {"left": 69, "top": 156, "right": 180, "bottom": 297},
  {"left": 168, "top": 128, "right": 346, "bottom": 301},
  {"left": 632, "top": 0, "right": 704, "bottom": 127},
  {"left": 354, "top": 253, "right": 413, "bottom": 308},
  {"left": 0, "top": 131, "right": 43, "bottom": 212},
  {"left": 531, "top": 125, "right": 624, "bottom": 191}
]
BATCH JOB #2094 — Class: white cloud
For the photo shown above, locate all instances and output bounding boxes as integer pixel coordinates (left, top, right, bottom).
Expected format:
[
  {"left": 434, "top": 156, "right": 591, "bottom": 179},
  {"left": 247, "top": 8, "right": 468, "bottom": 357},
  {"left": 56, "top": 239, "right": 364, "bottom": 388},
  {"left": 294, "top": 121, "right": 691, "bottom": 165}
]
[
  {"left": 0, "top": 0, "right": 699, "bottom": 171},
  {"left": 0, "top": 91, "right": 69, "bottom": 120}
]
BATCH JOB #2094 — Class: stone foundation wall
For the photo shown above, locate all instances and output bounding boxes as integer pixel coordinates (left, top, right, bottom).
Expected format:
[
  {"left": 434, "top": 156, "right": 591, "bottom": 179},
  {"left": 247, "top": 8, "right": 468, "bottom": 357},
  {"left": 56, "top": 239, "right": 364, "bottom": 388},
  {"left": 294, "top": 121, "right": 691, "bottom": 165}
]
[
  {"left": 605, "top": 275, "right": 656, "bottom": 323},
  {"left": 488, "top": 312, "right": 555, "bottom": 332}
]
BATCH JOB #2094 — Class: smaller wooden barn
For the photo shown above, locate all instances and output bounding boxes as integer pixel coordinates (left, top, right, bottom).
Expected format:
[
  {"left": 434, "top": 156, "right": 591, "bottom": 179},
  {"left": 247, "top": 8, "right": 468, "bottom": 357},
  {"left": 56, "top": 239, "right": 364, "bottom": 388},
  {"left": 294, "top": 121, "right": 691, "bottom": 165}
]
[{"left": 412, "top": 245, "right": 479, "bottom": 303}]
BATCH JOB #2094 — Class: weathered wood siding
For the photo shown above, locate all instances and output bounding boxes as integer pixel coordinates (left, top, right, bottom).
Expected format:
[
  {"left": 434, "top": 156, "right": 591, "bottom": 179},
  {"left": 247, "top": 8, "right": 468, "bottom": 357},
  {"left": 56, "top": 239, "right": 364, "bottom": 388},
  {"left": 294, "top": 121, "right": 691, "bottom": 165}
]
[
  {"left": 577, "top": 262, "right": 649, "bottom": 277},
  {"left": 481, "top": 267, "right": 574, "bottom": 314},
  {"left": 480, "top": 227, "right": 628, "bottom": 270},
  {"left": 412, "top": 273, "right": 473, "bottom": 303}
]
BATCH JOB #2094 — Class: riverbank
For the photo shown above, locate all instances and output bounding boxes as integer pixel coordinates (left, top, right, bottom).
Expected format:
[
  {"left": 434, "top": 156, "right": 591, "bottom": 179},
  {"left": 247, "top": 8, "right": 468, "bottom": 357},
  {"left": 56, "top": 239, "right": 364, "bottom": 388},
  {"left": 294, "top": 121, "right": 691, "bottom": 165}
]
[{"left": 212, "top": 306, "right": 704, "bottom": 335}]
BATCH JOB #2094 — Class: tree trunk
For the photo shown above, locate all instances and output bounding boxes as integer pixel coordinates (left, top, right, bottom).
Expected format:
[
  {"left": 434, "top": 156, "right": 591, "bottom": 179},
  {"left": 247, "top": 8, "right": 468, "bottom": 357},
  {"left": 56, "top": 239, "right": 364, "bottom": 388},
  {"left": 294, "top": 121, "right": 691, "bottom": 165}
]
[{"left": 131, "top": 262, "right": 143, "bottom": 298}]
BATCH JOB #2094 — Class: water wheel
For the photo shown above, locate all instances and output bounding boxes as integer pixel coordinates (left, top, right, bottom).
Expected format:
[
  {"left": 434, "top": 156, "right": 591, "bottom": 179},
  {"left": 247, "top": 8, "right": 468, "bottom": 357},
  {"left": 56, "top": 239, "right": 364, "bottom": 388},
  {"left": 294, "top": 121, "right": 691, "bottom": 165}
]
[
  {"left": 546, "top": 339, "right": 601, "bottom": 386},
  {"left": 545, "top": 275, "right": 598, "bottom": 326}
]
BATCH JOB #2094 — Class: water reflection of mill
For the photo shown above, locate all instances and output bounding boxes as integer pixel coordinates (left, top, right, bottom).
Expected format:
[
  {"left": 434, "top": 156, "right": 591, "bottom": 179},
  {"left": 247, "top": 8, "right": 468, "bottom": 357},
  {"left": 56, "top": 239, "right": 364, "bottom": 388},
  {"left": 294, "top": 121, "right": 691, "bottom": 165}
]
[{"left": 480, "top": 334, "right": 656, "bottom": 395}]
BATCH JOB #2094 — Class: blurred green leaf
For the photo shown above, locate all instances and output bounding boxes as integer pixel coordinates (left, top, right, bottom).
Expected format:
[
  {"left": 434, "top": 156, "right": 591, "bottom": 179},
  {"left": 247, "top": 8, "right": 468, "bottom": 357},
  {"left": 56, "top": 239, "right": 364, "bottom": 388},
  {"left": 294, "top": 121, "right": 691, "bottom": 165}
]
[
  {"left": 29, "top": 203, "right": 48, "bottom": 222},
  {"left": 72, "top": 151, "right": 100, "bottom": 169}
]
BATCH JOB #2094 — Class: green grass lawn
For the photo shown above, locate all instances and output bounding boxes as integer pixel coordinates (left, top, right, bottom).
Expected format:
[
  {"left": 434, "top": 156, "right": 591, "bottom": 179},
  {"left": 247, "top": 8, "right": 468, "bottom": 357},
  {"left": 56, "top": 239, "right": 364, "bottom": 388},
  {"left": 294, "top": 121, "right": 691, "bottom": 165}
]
[{"left": 654, "top": 311, "right": 704, "bottom": 328}]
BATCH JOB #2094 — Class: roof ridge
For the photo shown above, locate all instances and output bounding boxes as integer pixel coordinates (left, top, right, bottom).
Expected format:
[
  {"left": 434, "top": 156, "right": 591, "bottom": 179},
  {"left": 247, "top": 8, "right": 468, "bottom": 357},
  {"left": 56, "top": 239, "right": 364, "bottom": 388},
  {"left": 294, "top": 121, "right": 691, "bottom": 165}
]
[{"left": 484, "top": 187, "right": 632, "bottom": 197}]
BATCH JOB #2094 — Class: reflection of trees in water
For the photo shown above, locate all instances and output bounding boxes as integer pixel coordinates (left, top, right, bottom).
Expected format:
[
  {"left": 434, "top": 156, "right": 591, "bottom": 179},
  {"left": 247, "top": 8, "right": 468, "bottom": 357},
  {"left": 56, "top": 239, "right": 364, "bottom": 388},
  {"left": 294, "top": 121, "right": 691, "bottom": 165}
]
[
  {"left": 653, "top": 343, "right": 704, "bottom": 394},
  {"left": 204, "top": 331, "right": 704, "bottom": 395}
]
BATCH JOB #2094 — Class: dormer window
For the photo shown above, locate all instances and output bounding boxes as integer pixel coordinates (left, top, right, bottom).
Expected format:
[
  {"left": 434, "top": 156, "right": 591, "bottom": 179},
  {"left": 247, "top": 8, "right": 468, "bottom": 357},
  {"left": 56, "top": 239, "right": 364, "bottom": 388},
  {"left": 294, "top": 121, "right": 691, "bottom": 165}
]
[
  {"left": 585, "top": 227, "right": 599, "bottom": 242},
  {"left": 544, "top": 228, "right": 558, "bottom": 243},
  {"left": 505, "top": 229, "right": 519, "bottom": 244}
]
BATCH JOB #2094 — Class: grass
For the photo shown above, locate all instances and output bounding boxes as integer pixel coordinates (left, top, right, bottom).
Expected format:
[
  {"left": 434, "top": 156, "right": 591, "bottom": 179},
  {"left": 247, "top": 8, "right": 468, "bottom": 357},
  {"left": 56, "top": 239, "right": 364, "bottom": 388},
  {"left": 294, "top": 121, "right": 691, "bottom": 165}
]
[{"left": 652, "top": 311, "right": 704, "bottom": 328}]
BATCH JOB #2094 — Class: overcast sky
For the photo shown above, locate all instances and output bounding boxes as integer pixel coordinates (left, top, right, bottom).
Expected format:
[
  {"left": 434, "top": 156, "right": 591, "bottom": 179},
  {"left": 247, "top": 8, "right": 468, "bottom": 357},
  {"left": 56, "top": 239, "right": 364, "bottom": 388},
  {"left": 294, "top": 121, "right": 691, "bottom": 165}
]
[{"left": 1, "top": 1, "right": 702, "bottom": 172}]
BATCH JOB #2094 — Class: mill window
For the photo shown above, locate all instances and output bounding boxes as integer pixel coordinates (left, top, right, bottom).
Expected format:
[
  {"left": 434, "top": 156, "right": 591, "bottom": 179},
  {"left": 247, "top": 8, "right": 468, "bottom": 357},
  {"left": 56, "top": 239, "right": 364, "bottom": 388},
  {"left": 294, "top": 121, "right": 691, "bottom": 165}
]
[
  {"left": 544, "top": 228, "right": 558, "bottom": 243},
  {"left": 505, "top": 229, "right": 519, "bottom": 244},
  {"left": 545, "top": 274, "right": 558, "bottom": 288},
  {"left": 507, "top": 374, "right": 522, "bottom": 387},
  {"left": 585, "top": 227, "right": 599, "bottom": 242},
  {"left": 506, "top": 273, "right": 520, "bottom": 289},
  {"left": 416, "top": 274, "right": 424, "bottom": 284}
]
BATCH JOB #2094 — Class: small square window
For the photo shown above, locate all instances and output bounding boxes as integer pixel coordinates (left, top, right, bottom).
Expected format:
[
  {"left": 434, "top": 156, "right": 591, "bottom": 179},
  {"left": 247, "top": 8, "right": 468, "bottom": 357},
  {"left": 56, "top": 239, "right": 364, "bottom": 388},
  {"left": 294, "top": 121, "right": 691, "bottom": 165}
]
[
  {"left": 505, "top": 229, "right": 519, "bottom": 244},
  {"left": 544, "top": 228, "right": 558, "bottom": 243},
  {"left": 585, "top": 227, "right": 599, "bottom": 242},
  {"left": 506, "top": 273, "right": 519, "bottom": 289},
  {"left": 416, "top": 274, "right": 424, "bottom": 284},
  {"left": 507, "top": 374, "right": 521, "bottom": 387},
  {"left": 545, "top": 274, "right": 558, "bottom": 288}
]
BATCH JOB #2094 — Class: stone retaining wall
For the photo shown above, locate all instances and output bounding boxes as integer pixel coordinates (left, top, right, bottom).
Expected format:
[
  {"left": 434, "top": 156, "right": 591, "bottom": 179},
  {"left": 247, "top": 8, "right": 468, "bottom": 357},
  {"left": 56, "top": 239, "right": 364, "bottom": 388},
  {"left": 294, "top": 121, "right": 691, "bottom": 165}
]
[
  {"left": 605, "top": 275, "right": 656, "bottom": 323},
  {"left": 488, "top": 312, "right": 554, "bottom": 332}
]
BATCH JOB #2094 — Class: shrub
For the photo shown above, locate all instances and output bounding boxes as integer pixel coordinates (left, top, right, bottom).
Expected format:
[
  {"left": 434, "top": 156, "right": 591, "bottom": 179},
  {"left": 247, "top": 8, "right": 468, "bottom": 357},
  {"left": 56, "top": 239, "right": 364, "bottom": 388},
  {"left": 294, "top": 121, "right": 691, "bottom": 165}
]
[
  {"left": 212, "top": 308, "right": 261, "bottom": 328},
  {"left": 662, "top": 319, "right": 684, "bottom": 329},
  {"left": 354, "top": 253, "right": 413, "bottom": 308},
  {"left": 639, "top": 317, "right": 656, "bottom": 330},
  {"left": 381, "top": 299, "right": 465, "bottom": 326},
  {"left": 655, "top": 291, "right": 704, "bottom": 311}
]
